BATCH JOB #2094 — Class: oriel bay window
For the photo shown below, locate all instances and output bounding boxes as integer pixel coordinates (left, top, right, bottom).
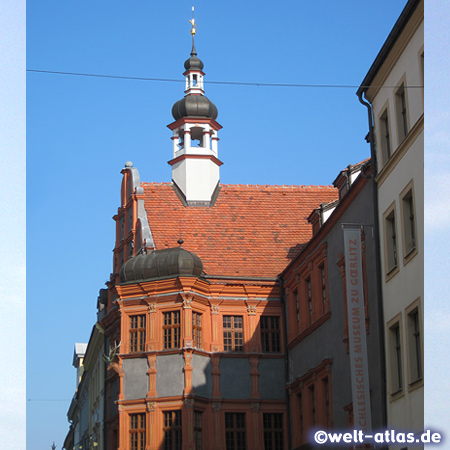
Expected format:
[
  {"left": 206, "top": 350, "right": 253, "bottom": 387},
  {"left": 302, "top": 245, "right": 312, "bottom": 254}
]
[
  {"left": 164, "top": 311, "right": 181, "bottom": 349},
  {"left": 223, "top": 316, "right": 243, "bottom": 351},
  {"left": 130, "top": 314, "right": 146, "bottom": 352}
]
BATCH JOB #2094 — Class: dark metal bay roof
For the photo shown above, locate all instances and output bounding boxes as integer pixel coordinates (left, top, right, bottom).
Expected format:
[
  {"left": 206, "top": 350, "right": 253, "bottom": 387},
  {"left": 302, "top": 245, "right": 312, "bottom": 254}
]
[{"left": 120, "top": 247, "right": 204, "bottom": 283}]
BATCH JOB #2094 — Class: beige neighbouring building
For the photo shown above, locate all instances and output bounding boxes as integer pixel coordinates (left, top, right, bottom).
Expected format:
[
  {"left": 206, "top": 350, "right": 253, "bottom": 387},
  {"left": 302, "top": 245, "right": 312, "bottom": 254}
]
[{"left": 357, "top": 0, "right": 424, "bottom": 447}]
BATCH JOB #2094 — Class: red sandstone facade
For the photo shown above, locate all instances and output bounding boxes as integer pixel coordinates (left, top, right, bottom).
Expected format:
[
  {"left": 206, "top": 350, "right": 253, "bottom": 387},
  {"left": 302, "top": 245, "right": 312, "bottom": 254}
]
[{"left": 97, "top": 168, "right": 338, "bottom": 450}]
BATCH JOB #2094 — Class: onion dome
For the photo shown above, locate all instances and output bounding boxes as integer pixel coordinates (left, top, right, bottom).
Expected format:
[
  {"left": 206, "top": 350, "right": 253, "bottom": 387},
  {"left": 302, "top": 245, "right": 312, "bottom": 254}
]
[
  {"left": 184, "top": 42, "right": 204, "bottom": 71},
  {"left": 120, "top": 247, "right": 204, "bottom": 283},
  {"left": 172, "top": 95, "right": 218, "bottom": 121},
  {"left": 171, "top": 34, "right": 218, "bottom": 121}
]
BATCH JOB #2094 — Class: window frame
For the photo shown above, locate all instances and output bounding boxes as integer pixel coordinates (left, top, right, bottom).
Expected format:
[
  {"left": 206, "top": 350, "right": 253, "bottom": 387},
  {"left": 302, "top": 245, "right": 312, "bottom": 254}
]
[
  {"left": 130, "top": 314, "right": 146, "bottom": 353},
  {"left": 223, "top": 315, "right": 244, "bottom": 352},
  {"left": 387, "top": 314, "right": 404, "bottom": 399},
  {"left": 379, "top": 106, "right": 392, "bottom": 166},
  {"left": 394, "top": 79, "right": 409, "bottom": 144},
  {"left": 319, "top": 263, "right": 327, "bottom": 315},
  {"left": 225, "top": 412, "right": 247, "bottom": 450},
  {"left": 262, "top": 413, "right": 284, "bottom": 450},
  {"left": 163, "top": 410, "right": 182, "bottom": 450},
  {"left": 260, "top": 316, "right": 281, "bottom": 353},
  {"left": 400, "top": 181, "right": 418, "bottom": 264},
  {"left": 130, "top": 413, "right": 146, "bottom": 450},
  {"left": 418, "top": 46, "right": 424, "bottom": 106},
  {"left": 383, "top": 202, "right": 399, "bottom": 279},
  {"left": 306, "top": 276, "right": 313, "bottom": 325},
  {"left": 163, "top": 310, "right": 181, "bottom": 350},
  {"left": 194, "top": 410, "right": 203, "bottom": 450},
  {"left": 405, "top": 299, "right": 423, "bottom": 390},
  {"left": 192, "top": 311, "right": 202, "bottom": 350}
]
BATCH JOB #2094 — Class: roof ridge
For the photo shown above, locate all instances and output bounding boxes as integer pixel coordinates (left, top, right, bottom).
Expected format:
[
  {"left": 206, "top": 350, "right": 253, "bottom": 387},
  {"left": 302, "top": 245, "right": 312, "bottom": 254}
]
[
  {"left": 141, "top": 181, "right": 173, "bottom": 186},
  {"left": 140, "top": 181, "right": 337, "bottom": 190},
  {"left": 219, "top": 183, "right": 336, "bottom": 189}
]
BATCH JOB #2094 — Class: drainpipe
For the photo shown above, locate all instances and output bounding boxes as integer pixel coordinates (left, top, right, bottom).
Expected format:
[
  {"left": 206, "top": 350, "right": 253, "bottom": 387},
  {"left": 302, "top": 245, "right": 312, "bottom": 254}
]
[
  {"left": 357, "top": 90, "right": 388, "bottom": 441},
  {"left": 278, "top": 277, "right": 292, "bottom": 450}
]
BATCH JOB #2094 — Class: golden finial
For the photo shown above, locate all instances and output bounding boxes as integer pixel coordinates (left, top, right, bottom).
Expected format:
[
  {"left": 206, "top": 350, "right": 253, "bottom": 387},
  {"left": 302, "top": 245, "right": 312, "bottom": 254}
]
[{"left": 189, "top": 6, "right": 197, "bottom": 36}]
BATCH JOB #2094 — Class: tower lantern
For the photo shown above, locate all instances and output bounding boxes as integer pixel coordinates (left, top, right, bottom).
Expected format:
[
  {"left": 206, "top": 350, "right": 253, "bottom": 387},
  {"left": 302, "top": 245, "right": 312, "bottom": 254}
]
[{"left": 167, "top": 12, "right": 223, "bottom": 207}]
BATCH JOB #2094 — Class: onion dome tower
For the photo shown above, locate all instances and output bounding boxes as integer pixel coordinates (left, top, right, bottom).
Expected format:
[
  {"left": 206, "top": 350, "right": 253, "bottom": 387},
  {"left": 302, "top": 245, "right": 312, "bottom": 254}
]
[{"left": 167, "top": 13, "right": 223, "bottom": 207}]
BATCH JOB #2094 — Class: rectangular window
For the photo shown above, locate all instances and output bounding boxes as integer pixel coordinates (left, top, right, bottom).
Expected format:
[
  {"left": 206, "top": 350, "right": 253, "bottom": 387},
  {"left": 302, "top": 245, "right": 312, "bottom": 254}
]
[
  {"left": 320, "top": 265, "right": 327, "bottom": 314},
  {"left": 130, "top": 413, "right": 146, "bottom": 450},
  {"left": 323, "top": 377, "right": 331, "bottom": 427},
  {"left": 385, "top": 209, "right": 398, "bottom": 273},
  {"left": 420, "top": 52, "right": 424, "bottom": 97},
  {"left": 309, "top": 385, "right": 316, "bottom": 426},
  {"left": 297, "top": 392, "right": 303, "bottom": 436},
  {"left": 223, "top": 316, "right": 243, "bottom": 351},
  {"left": 407, "top": 308, "right": 422, "bottom": 383},
  {"left": 130, "top": 315, "right": 146, "bottom": 353},
  {"left": 164, "top": 311, "right": 181, "bottom": 349},
  {"left": 194, "top": 411, "right": 202, "bottom": 450},
  {"left": 380, "top": 109, "right": 391, "bottom": 164},
  {"left": 193, "top": 312, "right": 202, "bottom": 349},
  {"left": 389, "top": 322, "right": 403, "bottom": 393},
  {"left": 225, "top": 413, "right": 246, "bottom": 450},
  {"left": 306, "top": 277, "right": 313, "bottom": 323},
  {"left": 263, "top": 413, "right": 284, "bottom": 450},
  {"left": 402, "top": 189, "right": 416, "bottom": 257},
  {"left": 163, "top": 411, "right": 182, "bottom": 450},
  {"left": 294, "top": 289, "right": 300, "bottom": 325},
  {"left": 260, "top": 316, "right": 281, "bottom": 353},
  {"left": 395, "top": 83, "right": 409, "bottom": 142}
]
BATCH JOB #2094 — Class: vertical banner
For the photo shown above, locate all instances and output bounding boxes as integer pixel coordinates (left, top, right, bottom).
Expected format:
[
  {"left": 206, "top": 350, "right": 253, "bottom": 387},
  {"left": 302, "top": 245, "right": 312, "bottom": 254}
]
[{"left": 342, "top": 226, "right": 372, "bottom": 433}]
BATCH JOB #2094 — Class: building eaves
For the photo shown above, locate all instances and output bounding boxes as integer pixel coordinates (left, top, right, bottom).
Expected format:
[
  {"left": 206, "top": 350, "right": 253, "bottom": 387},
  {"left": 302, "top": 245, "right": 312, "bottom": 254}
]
[
  {"left": 356, "top": 0, "right": 421, "bottom": 97},
  {"left": 279, "top": 161, "right": 372, "bottom": 278}
]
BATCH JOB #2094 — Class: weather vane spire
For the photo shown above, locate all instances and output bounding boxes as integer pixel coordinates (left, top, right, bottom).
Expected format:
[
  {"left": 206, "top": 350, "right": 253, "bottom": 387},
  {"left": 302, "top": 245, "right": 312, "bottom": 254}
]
[
  {"left": 189, "top": 7, "right": 197, "bottom": 35},
  {"left": 189, "top": 6, "right": 197, "bottom": 55}
]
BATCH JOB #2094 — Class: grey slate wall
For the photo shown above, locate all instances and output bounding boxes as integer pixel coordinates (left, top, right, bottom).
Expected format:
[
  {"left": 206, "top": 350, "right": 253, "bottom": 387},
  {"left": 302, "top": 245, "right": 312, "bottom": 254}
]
[
  {"left": 156, "top": 354, "right": 184, "bottom": 397},
  {"left": 192, "top": 354, "right": 212, "bottom": 397},
  {"left": 123, "top": 358, "right": 149, "bottom": 400},
  {"left": 219, "top": 358, "right": 252, "bottom": 399}
]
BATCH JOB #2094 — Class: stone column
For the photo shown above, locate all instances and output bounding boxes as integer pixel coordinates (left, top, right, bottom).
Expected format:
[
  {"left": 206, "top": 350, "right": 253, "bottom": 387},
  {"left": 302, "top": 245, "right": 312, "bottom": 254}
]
[{"left": 146, "top": 401, "right": 157, "bottom": 450}]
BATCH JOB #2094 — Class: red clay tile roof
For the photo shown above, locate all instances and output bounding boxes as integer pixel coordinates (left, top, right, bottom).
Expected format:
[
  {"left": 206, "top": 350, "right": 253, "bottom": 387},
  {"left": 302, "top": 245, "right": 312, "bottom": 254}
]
[{"left": 142, "top": 183, "right": 338, "bottom": 278}]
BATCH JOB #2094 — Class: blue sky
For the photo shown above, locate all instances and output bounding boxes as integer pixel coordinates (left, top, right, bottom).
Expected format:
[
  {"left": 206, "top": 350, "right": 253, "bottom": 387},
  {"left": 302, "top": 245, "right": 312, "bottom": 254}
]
[{"left": 0, "top": 1, "right": 445, "bottom": 449}]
